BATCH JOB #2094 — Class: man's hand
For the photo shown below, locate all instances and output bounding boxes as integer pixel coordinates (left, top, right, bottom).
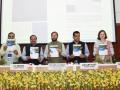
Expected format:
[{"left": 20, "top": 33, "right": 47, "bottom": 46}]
[
  {"left": 69, "top": 54, "right": 74, "bottom": 59},
  {"left": 48, "top": 49, "right": 51, "bottom": 58},
  {"left": 47, "top": 53, "right": 51, "bottom": 58},
  {"left": 27, "top": 56, "right": 31, "bottom": 60},
  {"left": 57, "top": 48, "right": 62, "bottom": 55},
  {"left": 3, "top": 45, "right": 7, "bottom": 51},
  {"left": 79, "top": 53, "right": 85, "bottom": 58},
  {"left": 13, "top": 50, "right": 18, "bottom": 55}
]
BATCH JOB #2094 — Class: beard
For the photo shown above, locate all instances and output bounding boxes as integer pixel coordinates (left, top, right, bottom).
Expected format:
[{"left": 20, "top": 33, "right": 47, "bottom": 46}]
[{"left": 52, "top": 38, "right": 57, "bottom": 42}]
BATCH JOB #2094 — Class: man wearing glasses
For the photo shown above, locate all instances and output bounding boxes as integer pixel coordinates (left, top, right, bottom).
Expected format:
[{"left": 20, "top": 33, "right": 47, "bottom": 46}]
[{"left": 0, "top": 32, "right": 21, "bottom": 65}]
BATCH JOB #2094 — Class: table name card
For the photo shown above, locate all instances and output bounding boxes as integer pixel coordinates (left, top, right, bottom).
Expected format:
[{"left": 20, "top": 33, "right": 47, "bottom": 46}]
[
  {"left": 10, "top": 64, "right": 28, "bottom": 70},
  {"left": 73, "top": 65, "right": 77, "bottom": 71},
  {"left": 116, "top": 62, "right": 120, "bottom": 68},
  {"left": 48, "top": 63, "right": 66, "bottom": 71},
  {"left": 80, "top": 63, "right": 98, "bottom": 69}
]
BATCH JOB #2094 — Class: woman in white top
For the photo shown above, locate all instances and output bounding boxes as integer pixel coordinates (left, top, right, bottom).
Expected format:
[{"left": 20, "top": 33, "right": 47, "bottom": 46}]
[{"left": 93, "top": 30, "right": 114, "bottom": 63}]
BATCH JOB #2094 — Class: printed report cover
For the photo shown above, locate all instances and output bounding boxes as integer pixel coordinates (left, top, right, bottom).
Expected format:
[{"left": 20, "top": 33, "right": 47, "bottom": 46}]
[
  {"left": 73, "top": 44, "right": 82, "bottom": 56},
  {"left": 99, "top": 44, "right": 108, "bottom": 55},
  {"left": 7, "top": 39, "right": 15, "bottom": 46},
  {"left": 30, "top": 47, "right": 39, "bottom": 59},
  {"left": 49, "top": 45, "right": 59, "bottom": 57}
]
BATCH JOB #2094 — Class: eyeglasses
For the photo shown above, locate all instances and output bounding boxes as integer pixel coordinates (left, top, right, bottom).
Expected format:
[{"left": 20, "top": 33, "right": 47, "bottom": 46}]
[{"left": 8, "top": 35, "right": 15, "bottom": 39}]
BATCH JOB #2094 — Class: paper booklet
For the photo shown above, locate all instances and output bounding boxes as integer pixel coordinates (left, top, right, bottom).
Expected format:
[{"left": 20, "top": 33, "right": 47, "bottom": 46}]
[
  {"left": 7, "top": 39, "right": 15, "bottom": 46},
  {"left": 30, "top": 47, "right": 39, "bottom": 59},
  {"left": 98, "top": 44, "right": 108, "bottom": 55},
  {"left": 49, "top": 45, "right": 59, "bottom": 57},
  {"left": 73, "top": 44, "right": 82, "bottom": 56}
]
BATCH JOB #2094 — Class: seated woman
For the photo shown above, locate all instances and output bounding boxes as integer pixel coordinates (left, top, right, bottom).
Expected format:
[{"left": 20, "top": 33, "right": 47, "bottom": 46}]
[{"left": 93, "top": 30, "right": 114, "bottom": 63}]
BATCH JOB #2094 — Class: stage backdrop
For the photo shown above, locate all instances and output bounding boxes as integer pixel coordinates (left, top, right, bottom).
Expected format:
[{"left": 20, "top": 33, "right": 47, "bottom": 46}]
[{"left": 1, "top": 0, "right": 116, "bottom": 44}]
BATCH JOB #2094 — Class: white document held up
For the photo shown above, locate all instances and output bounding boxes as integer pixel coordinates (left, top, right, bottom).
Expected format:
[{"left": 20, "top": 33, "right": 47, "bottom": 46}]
[
  {"left": 7, "top": 39, "right": 15, "bottom": 46},
  {"left": 30, "top": 47, "right": 39, "bottom": 59},
  {"left": 99, "top": 44, "right": 108, "bottom": 55},
  {"left": 73, "top": 44, "right": 81, "bottom": 56},
  {"left": 49, "top": 45, "right": 59, "bottom": 57}
]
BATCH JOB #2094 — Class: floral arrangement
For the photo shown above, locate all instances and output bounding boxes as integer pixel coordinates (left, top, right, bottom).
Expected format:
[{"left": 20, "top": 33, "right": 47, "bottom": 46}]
[{"left": 0, "top": 69, "right": 120, "bottom": 90}]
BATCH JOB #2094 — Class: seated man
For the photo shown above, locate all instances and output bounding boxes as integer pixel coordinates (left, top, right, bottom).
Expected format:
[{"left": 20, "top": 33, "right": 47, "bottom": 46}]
[
  {"left": 44, "top": 31, "right": 66, "bottom": 63},
  {"left": 21, "top": 35, "right": 44, "bottom": 65},
  {"left": 0, "top": 32, "right": 21, "bottom": 65},
  {"left": 66, "top": 31, "right": 89, "bottom": 64}
]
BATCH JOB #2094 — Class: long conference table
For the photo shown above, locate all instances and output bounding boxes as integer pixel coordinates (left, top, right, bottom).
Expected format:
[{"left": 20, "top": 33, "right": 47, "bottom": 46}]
[
  {"left": 0, "top": 63, "right": 118, "bottom": 72},
  {"left": 0, "top": 63, "right": 120, "bottom": 90}
]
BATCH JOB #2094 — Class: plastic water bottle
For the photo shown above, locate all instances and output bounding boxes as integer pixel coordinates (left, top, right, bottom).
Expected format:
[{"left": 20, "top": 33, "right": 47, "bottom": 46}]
[
  {"left": 7, "top": 51, "right": 13, "bottom": 64},
  {"left": 74, "top": 60, "right": 78, "bottom": 64}
]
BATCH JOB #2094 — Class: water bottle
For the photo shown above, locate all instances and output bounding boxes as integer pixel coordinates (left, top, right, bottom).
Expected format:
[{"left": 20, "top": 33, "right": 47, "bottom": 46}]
[
  {"left": 74, "top": 60, "right": 78, "bottom": 64},
  {"left": 7, "top": 51, "right": 13, "bottom": 64}
]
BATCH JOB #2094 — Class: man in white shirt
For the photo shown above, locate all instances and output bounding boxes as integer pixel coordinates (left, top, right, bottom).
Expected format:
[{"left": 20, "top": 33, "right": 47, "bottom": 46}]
[
  {"left": 44, "top": 31, "right": 66, "bottom": 63},
  {"left": 0, "top": 32, "right": 21, "bottom": 65},
  {"left": 66, "top": 31, "right": 89, "bottom": 63},
  {"left": 21, "top": 35, "right": 44, "bottom": 65}
]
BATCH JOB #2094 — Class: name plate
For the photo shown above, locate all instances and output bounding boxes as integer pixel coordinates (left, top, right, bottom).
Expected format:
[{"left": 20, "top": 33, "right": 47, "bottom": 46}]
[
  {"left": 10, "top": 64, "right": 28, "bottom": 70},
  {"left": 73, "top": 65, "right": 77, "bottom": 71},
  {"left": 80, "top": 63, "right": 98, "bottom": 69},
  {"left": 48, "top": 63, "right": 66, "bottom": 71},
  {"left": 116, "top": 62, "right": 120, "bottom": 68}
]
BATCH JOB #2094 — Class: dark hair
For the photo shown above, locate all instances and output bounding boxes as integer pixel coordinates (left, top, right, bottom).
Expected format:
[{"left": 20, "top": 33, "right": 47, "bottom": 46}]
[
  {"left": 51, "top": 31, "right": 58, "bottom": 37},
  {"left": 8, "top": 32, "right": 15, "bottom": 37},
  {"left": 97, "top": 30, "right": 107, "bottom": 40},
  {"left": 8, "top": 32, "right": 15, "bottom": 38},
  {"left": 73, "top": 31, "right": 80, "bottom": 36},
  {"left": 30, "top": 35, "right": 37, "bottom": 40}
]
